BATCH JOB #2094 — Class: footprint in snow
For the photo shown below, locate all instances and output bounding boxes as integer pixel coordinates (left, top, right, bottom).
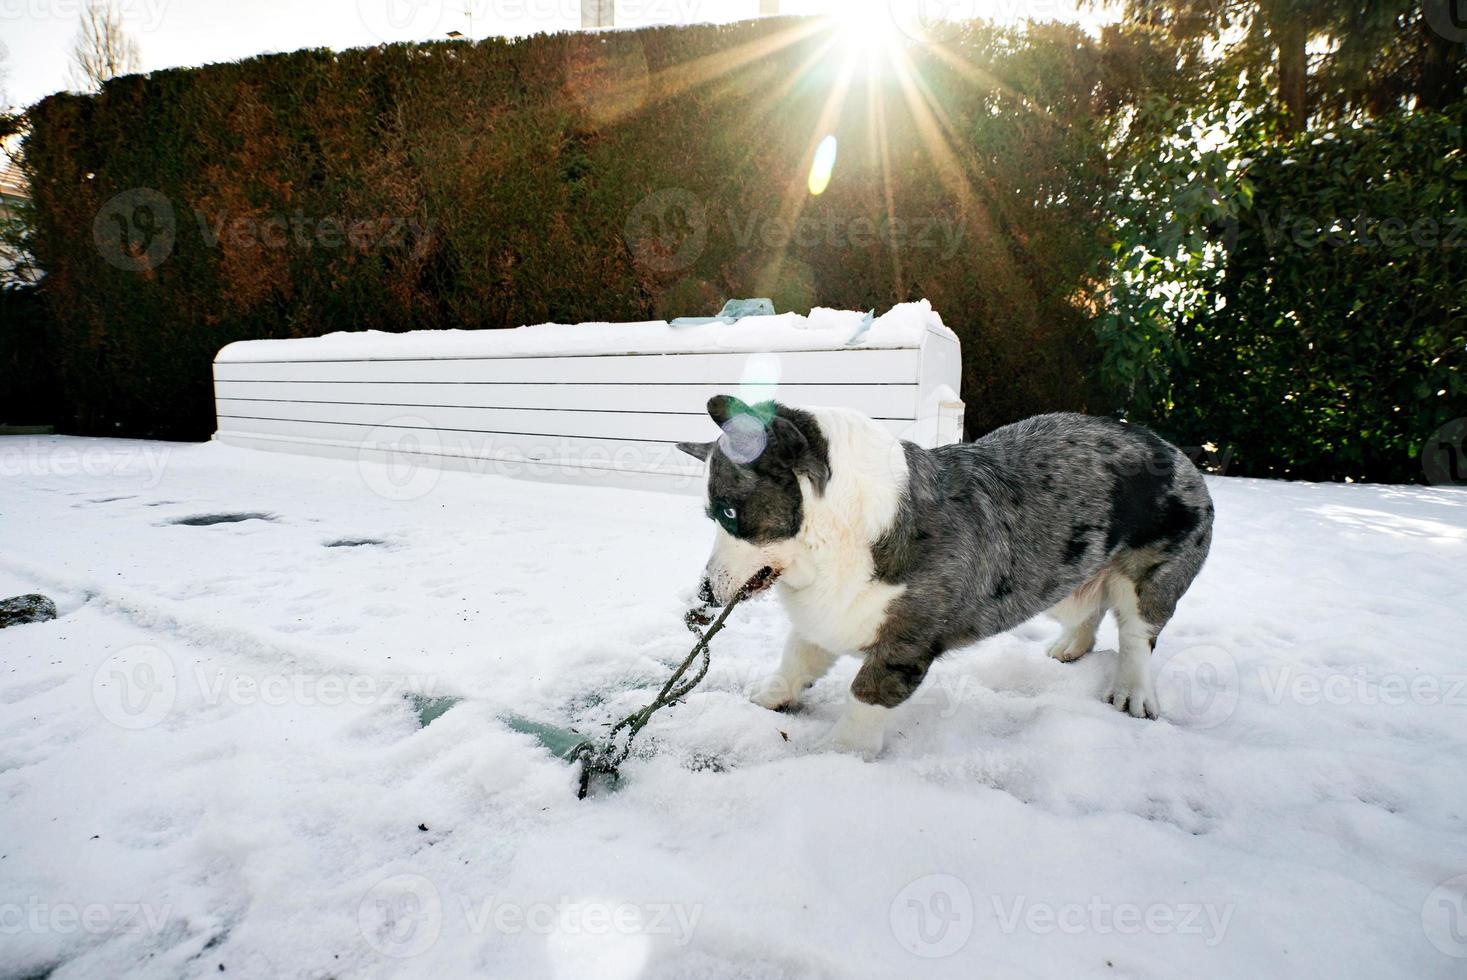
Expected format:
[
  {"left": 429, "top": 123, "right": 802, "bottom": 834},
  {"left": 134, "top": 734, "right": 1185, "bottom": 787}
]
[{"left": 167, "top": 512, "right": 277, "bottom": 527}]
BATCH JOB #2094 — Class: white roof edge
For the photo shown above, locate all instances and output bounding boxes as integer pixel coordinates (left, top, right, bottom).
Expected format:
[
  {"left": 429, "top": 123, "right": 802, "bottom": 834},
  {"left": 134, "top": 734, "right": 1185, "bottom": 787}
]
[{"left": 215, "top": 301, "right": 957, "bottom": 363}]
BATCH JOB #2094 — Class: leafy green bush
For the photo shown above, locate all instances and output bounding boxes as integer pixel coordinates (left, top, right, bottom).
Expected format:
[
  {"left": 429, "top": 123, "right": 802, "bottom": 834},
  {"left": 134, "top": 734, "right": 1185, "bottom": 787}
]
[{"left": 1103, "top": 104, "right": 1467, "bottom": 483}]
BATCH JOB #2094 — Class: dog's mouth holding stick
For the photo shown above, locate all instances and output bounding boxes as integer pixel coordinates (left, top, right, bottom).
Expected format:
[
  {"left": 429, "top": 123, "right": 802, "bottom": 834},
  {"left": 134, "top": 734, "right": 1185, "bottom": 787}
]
[
  {"left": 740, "top": 565, "right": 782, "bottom": 596},
  {"left": 689, "top": 565, "right": 780, "bottom": 625}
]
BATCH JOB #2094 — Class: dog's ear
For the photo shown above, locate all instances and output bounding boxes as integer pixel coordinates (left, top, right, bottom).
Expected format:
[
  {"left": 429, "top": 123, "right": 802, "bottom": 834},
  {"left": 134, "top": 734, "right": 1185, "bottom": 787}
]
[
  {"left": 706, "top": 395, "right": 752, "bottom": 427},
  {"left": 676, "top": 441, "right": 714, "bottom": 462},
  {"left": 768, "top": 414, "right": 831, "bottom": 494}
]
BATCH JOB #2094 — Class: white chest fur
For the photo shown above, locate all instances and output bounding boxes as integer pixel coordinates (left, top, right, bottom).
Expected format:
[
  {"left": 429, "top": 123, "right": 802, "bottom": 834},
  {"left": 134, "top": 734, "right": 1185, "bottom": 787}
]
[{"left": 774, "top": 408, "right": 910, "bottom": 655}]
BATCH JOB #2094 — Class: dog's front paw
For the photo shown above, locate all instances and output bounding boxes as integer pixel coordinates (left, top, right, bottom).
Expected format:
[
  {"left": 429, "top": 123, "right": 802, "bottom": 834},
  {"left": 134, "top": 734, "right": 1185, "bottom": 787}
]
[
  {"left": 751, "top": 674, "right": 800, "bottom": 712},
  {"left": 1105, "top": 674, "right": 1160, "bottom": 719}
]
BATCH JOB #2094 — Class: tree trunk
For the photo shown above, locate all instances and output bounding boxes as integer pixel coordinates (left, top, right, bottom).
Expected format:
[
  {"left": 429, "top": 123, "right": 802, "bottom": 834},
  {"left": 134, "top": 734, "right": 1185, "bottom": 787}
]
[
  {"left": 1274, "top": 17, "right": 1308, "bottom": 134},
  {"left": 1416, "top": 9, "right": 1462, "bottom": 111}
]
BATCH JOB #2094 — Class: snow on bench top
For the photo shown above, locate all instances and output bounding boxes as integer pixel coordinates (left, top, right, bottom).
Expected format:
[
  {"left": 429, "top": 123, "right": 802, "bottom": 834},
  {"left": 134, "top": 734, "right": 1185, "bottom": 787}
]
[{"left": 215, "top": 301, "right": 955, "bottom": 363}]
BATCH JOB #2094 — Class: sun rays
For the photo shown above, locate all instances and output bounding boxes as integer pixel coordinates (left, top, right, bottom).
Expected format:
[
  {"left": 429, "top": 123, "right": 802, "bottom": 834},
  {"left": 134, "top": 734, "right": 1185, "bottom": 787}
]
[{"left": 569, "top": 7, "right": 1044, "bottom": 304}]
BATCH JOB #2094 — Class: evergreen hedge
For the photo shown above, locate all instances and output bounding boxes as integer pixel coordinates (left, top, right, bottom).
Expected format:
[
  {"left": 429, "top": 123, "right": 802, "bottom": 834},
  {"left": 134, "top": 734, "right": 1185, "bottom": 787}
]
[
  {"left": 0, "top": 283, "right": 58, "bottom": 426},
  {"left": 21, "top": 17, "right": 1127, "bottom": 441}
]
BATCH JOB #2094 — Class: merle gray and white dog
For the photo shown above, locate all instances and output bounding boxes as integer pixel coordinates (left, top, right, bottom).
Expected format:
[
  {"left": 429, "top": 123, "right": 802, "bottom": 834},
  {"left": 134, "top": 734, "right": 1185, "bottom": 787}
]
[{"left": 677, "top": 396, "right": 1214, "bottom": 755}]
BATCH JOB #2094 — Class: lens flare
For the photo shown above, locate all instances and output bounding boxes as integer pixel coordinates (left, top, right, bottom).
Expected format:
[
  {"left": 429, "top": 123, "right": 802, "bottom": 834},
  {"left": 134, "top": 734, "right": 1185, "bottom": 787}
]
[{"left": 808, "top": 135, "right": 838, "bottom": 196}]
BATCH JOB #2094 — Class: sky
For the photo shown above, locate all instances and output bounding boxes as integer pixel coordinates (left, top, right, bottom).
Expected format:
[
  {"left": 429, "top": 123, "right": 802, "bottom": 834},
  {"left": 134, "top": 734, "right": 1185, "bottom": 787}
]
[{"left": 0, "top": 0, "right": 1105, "bottom": 111}]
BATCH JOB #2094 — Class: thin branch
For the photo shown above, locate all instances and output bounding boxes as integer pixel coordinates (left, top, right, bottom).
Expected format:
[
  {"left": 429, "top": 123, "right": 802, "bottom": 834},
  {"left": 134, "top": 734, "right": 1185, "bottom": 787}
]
[{"left": 574, "top": 570, "right": 771, "bottom": 798}]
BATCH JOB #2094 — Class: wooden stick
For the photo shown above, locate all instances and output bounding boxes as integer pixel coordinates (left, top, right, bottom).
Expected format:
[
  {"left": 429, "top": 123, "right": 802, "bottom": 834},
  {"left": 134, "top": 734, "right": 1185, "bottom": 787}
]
[{"left": 574, "top": 571, "right": 768, "bottom": 798}]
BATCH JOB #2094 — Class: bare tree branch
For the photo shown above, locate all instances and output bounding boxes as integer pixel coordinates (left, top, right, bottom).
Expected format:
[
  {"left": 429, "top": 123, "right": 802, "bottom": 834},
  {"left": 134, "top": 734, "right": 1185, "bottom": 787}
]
[
  {"left": 68, "top": 0, "right": 142, "bottom": 94},
  {"left": 0, "top": 39, "right": 12, "bottom": 111}
]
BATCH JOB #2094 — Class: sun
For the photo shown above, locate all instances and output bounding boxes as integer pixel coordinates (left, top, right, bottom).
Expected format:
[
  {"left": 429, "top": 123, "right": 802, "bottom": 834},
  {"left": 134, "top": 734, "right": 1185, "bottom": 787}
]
[{"left": 833, "top": 0, "right": 904, "bottom": 59}]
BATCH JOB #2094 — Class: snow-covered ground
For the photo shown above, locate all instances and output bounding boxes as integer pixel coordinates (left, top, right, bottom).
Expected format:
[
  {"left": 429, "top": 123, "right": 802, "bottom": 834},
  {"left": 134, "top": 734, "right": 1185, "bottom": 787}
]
[{"left": 3, "top": 435, "right": 1466, "bottom": 979}]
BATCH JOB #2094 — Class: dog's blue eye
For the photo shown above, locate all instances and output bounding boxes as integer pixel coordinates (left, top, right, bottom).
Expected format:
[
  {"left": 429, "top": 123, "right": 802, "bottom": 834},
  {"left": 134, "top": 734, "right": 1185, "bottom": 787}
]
[{"left": 723, "top": 506, "right": 737, "bottom": 520}]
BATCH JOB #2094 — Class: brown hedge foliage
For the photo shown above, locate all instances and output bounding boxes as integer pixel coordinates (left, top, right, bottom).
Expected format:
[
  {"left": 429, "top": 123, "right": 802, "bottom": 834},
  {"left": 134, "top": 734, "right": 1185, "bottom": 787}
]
[{"left": 22, "top": 16, "right": 1133, "bottom": 440}]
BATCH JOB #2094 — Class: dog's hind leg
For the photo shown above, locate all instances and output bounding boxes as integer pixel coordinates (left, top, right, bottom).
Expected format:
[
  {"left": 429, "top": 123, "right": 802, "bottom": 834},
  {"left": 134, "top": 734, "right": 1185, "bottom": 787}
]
[
  {"left": 1103, "top": 536, "right": 1211, "bottom": 718},
  {"left": 1045, "top": 571, "right": 1110, "bottom": 663},
  {"left": 1104, "top": 574, "right": 1161, "bottom": 718},
  {"left": 1104, "top": 515, "right": 1213, "bottom": 718},
  {"left": 752, "top": 634, "right": 840, "bottom": 711}
]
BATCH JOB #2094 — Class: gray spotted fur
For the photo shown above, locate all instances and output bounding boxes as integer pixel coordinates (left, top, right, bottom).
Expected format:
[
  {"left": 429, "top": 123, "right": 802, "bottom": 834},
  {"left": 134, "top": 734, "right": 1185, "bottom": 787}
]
[
  {"left": 683, "top": 402, "right": 1214, "bottom": 714},
  {"left": 854, "top": 412, "right": 1213, "bottom": 707}
]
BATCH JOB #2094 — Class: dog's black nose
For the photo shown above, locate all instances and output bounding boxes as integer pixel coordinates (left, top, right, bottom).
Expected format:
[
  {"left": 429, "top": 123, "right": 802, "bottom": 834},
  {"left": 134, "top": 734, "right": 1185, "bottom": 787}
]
[{"left": 696, "top": 577, "right": 721, "bottom": 608}]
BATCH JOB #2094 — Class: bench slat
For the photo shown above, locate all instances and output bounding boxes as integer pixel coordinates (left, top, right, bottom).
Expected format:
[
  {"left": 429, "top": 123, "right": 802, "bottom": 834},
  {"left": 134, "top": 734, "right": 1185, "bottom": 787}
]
[
  {"left": 212, "top": 380, "right": 920, "bottom": 419},
  {"left": 213, "top": 348, "right": 921, "bottom": 385}
]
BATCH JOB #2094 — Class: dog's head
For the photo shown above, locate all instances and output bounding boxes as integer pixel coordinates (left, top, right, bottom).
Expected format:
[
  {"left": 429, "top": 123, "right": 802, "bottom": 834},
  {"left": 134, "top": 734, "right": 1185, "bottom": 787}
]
[{"left": 677, "top": 395, "right": 830, "bottom": 605}]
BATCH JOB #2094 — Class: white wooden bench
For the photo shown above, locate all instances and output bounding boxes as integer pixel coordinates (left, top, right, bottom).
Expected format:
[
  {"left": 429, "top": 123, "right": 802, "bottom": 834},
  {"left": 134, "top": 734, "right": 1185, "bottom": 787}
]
[{"left": 212, "top": 301, "right": 963, "bottom": 493}]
